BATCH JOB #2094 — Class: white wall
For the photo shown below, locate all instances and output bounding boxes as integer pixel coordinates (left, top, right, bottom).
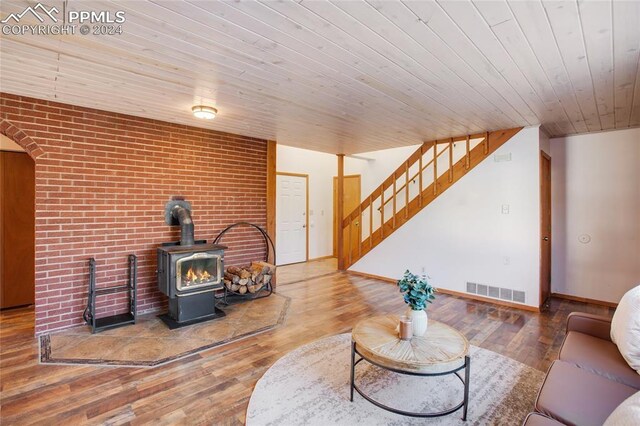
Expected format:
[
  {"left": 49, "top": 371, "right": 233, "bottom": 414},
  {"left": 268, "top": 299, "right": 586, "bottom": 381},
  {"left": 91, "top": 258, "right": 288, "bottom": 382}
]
[
  {"left": 550, "top": 128, "right": 640, "bottom": 303},
  {"left": 350, "top": 127, "right": 544, "bottom": 308},
  {"left": 276, "top": 143, "right": 420, "bottom": 259},
  {"left": 277, "top": 145, "right": 337, "bottom": 259},
  {"left": 345, "top": 144, "right": 420, "bottom": 198}
]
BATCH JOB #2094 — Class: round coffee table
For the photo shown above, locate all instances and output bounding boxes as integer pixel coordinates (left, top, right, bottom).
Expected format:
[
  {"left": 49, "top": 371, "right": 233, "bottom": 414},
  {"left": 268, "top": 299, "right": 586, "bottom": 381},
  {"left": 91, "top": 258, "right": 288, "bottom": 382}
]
[{"left": 350, "top": 314, "right": 470, "bottom": 419}]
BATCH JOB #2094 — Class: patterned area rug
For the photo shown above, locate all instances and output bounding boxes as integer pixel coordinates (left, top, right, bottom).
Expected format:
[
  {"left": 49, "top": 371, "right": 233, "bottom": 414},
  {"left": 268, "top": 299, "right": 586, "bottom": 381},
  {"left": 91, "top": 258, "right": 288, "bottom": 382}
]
[
  {"left": 247, "top": 333, "right": 543, "bottom": 425},
  {"left": 40, "top": 294, "right": 289, "bottom": 367}
]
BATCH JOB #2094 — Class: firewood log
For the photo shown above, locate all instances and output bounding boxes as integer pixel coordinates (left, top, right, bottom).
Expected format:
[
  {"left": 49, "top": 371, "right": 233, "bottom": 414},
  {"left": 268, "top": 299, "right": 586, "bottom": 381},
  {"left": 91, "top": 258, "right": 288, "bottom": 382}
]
[
  {"left": 224, "top": 273, "right": 239, "bottom": 283},
  {"left": 252, "top": 261, "right": 276, "bottom": 275},
  {"left": 254, "top": 273, "right": 264, "bottom": 285},
  {"left": 248, "top": 284, "right": 260, "bottom": 294},
  {"left": 239, "top": 278, "right": 249, "bottom": 286},
  {"left": 238, "top": 285, "right": 248, "bottom": 294},
  {"left": 263, "top": 274, "right": 272, "bottom": 285},
  {"left": 231, "top": 283, "right": 240, "bottom": 292},
  {"left": 227, "top": 266, "right": 242, "bottom": 276},
  {"left": 223, "top": 279, "right": 232, "bottom": 290},
  {"left": 239, "top": 269, "right": 251, "bottom": 279}
]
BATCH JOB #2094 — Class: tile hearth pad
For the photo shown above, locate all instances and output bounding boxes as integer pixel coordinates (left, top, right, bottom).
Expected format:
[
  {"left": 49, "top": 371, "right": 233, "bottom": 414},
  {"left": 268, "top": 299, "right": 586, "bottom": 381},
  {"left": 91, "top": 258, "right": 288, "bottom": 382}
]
[{"left": 40, "top": 294, "right": 289, "bottom": 367}]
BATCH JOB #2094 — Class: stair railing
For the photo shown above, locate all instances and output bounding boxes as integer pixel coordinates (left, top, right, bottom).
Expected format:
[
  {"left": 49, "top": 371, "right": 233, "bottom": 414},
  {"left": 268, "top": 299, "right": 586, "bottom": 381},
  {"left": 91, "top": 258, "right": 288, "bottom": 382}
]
[{"left": 340, "top": 130, "right": 505, "bottom": 268}]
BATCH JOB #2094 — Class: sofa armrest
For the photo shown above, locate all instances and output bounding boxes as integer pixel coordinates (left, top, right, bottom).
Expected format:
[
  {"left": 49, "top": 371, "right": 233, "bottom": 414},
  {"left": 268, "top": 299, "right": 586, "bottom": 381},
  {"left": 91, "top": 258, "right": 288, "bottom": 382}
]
[{"left": 566, "top": 312, "right": 612, "bottom": 341}]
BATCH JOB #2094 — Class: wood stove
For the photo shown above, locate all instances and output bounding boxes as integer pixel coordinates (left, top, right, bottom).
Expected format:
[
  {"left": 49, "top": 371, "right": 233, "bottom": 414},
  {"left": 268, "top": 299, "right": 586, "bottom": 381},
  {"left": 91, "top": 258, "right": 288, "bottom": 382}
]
[{"left": 157, "top": 199, "right": 226, "bottom": 327}]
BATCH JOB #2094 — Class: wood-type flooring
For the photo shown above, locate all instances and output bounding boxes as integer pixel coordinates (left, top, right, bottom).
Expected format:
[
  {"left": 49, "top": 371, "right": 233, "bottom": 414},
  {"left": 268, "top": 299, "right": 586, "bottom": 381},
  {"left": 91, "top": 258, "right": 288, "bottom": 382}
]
[{"left": 0, "top": 267, "right": 614, "bottom": 425}]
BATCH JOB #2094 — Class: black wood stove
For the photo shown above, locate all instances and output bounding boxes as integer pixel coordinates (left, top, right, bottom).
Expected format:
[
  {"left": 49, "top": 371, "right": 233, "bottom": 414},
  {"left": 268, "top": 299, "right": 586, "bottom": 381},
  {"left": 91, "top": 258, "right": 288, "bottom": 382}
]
[{"left": 157, "top": 199, "right": 226, "bottom": 328}]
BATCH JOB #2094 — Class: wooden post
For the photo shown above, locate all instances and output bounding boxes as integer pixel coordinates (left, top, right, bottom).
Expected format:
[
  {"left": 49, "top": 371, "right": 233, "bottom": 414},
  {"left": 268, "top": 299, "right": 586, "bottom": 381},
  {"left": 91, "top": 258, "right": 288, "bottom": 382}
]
[
  {"left": 266, "top": 140, "right": 277, "bottom": 291},
  {"left": 484, "top": 131, "right": 489, "bottom": 154},
  {"left": 433, "top": 143, "right": 438, "bottom": 195},
  {"left": 392, "top": 173, "right": 397, "bottom": 228},
  {"left": 404, "top": 162, "right": 409, "bottom": 218},
  {"left": 419, "top": 146, "right": 423, "bottom": 207},
  {"left": 448, "top": 139, "right": 453, "bottom": 182},
  {"left": 465, "top": 135, "right": 470, "bottom": 169},
  {"left": 337, "top": 154, "right": 345, "bottom": 270},
  {"left": 368, "top": 195, "right": 373, "bottom": 249}
]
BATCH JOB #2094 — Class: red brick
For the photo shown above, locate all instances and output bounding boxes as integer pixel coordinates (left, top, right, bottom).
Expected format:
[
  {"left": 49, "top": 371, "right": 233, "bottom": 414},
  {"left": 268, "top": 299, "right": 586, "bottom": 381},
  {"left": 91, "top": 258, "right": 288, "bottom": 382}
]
[{"left": 1, "top": 93, "right": 268, "bottom": 335}]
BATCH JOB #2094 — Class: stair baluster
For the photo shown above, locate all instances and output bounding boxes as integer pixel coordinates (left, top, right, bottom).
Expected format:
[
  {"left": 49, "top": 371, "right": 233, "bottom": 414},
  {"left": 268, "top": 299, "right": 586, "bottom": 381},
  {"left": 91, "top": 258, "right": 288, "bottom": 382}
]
[{"left": 339, "top": 128, "right": 523, "bottom": 269}]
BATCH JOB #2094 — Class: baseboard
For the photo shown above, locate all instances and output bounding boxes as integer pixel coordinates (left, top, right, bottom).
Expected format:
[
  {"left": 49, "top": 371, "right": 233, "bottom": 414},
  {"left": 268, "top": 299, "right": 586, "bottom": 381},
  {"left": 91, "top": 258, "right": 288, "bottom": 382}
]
[
  {"left": 307, "top": 255, "right": 336, "bottom": 262},
  {"left": 347, "top": 270, "right": 395, "bottom": 284},
  {"left": 552, "top": 292, "right": 618, "bottom": 308},
  {"left": 347, "top": 270, "right": 540, "bottom": 313}
]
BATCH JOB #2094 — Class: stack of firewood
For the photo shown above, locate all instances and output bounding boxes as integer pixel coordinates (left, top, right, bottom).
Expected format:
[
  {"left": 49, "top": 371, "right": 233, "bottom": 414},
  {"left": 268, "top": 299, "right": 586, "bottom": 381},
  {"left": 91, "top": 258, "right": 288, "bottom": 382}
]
[{"left": 223, "top": 261, "right": 276, "bottom": 294}]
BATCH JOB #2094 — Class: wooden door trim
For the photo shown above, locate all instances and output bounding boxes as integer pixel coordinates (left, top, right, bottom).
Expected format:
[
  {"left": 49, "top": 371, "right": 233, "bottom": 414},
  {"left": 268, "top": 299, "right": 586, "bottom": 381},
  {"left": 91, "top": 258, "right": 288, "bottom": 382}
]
[
  {"left": 333, "top": 174, "right": 361, "bottom": 258},
  {"left": 539, "top": 151, "right": 551, "bottom": 309},
  {"left": 276, "top": 172, "right": 309, "bottom": 262}
]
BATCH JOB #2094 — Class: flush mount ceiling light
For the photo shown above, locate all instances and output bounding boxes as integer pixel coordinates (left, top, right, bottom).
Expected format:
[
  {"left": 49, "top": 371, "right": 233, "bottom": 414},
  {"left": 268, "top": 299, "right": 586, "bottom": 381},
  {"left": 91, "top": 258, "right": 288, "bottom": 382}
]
[{"left": 192, "top": 105, "right": 217, "bottom": 119}]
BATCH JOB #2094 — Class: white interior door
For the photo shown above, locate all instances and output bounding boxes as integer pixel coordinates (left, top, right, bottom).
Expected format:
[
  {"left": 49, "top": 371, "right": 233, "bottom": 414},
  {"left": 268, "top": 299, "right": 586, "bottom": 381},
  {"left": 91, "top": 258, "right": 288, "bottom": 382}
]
[{"left": 276, "top": 174, "right": 307, "bottom": 265}]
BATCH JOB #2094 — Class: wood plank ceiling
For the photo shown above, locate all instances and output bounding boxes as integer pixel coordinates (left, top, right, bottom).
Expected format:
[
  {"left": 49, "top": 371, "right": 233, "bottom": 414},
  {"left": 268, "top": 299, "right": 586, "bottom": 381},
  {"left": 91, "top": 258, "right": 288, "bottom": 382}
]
[{"left": 1, "top": 0, "right": 639, "bottom": 154}]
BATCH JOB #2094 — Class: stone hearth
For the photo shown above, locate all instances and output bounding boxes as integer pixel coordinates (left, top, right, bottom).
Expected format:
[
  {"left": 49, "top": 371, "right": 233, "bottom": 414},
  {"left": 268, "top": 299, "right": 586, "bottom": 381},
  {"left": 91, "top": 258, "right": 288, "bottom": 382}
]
[{"left": 40, "top": 294, "right": 289, "bottom": 367}]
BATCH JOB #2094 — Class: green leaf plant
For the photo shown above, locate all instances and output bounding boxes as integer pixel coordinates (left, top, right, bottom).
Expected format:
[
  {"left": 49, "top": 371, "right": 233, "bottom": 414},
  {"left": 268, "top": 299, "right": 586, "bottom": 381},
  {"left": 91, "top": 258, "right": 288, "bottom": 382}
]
[{"left": 396, "top": 270, "right": 436, "bottom": 311}]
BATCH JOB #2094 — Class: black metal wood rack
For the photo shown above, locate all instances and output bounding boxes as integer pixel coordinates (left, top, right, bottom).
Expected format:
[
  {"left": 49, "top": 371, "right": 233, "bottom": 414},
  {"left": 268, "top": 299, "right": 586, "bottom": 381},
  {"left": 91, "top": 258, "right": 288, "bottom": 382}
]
[
  {"left": 83, "top": 254, "right": 137, "bottom": 333},
  {"left": 213, "top": 222, "right": 275, "bottom": 303}
]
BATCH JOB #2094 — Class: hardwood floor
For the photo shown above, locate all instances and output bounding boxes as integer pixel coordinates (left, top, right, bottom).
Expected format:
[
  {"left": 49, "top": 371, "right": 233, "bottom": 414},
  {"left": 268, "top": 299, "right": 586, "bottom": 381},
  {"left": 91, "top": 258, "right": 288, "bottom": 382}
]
[
  {"left": 0, "top": 271, "right": 613, "bottom": 425},
  {"left": 276, "top": 257, "right": 337, "bottom": 286}
]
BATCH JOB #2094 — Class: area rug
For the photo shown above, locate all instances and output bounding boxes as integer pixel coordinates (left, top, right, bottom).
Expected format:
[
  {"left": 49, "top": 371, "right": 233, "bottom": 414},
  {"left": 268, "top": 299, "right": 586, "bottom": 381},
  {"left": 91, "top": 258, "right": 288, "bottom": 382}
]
[
  {"left": 246, "top": 333, "right": 543, "bottom": 425},
  {"left": 40, "top": 294, "right": 289, "bottom": 367}
]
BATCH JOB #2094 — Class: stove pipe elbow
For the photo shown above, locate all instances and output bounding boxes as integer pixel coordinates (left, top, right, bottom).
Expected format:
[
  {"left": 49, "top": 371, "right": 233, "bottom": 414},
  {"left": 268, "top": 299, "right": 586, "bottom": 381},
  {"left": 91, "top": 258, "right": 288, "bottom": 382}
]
[{"left": 172, "top": 205, "right": 195, "bottom": 246}]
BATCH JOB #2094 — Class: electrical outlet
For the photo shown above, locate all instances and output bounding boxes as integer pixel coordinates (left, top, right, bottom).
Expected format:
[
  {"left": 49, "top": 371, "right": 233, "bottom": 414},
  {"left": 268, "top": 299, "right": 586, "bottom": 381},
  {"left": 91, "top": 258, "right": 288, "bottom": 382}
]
[
  {"left": 501, "top": 204, "right": 510, "bottom": 214},
  {"left": 503, "top": 256, "right": 510, "bottom": 265},
  {"left": 421, "top": 266, "right": 426, "bottom": 274}
]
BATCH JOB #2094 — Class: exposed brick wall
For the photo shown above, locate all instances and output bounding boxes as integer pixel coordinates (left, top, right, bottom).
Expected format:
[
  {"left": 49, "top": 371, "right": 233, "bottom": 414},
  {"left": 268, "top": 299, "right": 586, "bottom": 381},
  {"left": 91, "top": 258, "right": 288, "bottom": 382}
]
[{"left": 1, "top": 93, "right": 268, "bottom": 334}]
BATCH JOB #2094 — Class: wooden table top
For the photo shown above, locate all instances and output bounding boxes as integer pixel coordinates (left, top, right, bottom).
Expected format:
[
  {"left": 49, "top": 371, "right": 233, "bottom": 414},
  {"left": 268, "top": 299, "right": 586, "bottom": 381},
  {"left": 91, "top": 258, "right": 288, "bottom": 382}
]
[{"left": 352, "top": 314, "right": 469, "bottom": 374}]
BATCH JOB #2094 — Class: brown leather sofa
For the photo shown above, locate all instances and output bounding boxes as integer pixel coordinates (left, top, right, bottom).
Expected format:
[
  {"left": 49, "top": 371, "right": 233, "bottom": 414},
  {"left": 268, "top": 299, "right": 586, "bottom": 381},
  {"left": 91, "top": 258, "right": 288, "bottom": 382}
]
[{"left": 524, "top": 312, "right": 640, "bottom": 426}]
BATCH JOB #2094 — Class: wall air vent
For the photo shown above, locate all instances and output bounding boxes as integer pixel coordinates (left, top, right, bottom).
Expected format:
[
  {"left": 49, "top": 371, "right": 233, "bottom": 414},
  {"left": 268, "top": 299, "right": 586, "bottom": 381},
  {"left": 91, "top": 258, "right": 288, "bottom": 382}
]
[{"left": 466, "top": 282, "right": 526, "bottom": 305}]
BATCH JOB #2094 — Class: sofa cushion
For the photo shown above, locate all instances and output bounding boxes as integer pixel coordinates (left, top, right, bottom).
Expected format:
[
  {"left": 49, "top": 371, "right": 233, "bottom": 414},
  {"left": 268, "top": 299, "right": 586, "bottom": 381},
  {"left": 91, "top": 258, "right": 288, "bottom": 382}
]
[
  {"left": 560, "top": 331, "right": 640, "bottom": 389},
  {"left": 536, "top": 361, "right": 636, "bottom": 426},
  {"left": 523, "top": 412, "right": 565, "bottom": 426},
  {"left": 603, "top": 391, "right": 640, "bottom": 425},
  {"left": 611, "top": 285, "right": 640, "bottom": 373}
]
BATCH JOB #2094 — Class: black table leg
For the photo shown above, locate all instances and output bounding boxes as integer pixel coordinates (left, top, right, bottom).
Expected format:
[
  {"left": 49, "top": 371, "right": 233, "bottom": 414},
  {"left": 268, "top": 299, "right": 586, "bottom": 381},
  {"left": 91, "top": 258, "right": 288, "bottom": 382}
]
[
  {"left": 350, "top": 341, "right": 356, "bottom": 402},
  {"left": 463, "top": 355, "right": 471, "bottom": 420}
]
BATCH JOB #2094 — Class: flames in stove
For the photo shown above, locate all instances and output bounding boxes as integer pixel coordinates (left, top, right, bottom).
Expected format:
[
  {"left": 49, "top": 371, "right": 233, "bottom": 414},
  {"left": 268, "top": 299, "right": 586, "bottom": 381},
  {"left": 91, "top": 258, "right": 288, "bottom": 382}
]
[{"left": 183, "top": 266, "right": 213, "bottom": 285}]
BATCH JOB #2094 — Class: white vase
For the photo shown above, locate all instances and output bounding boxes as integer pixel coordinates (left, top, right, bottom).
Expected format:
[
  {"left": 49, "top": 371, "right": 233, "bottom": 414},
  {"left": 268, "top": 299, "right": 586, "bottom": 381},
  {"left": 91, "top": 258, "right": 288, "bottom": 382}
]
[{"left": 406, "top": 308, "right": 428, "bottom": 337}]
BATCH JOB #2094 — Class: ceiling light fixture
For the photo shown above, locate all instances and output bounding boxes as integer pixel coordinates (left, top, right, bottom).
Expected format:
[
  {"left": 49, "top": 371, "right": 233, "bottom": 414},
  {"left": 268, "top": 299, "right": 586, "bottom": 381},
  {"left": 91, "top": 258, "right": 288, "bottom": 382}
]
[{"left": 192, "top": 105, "right": 217, "bottom": 119}]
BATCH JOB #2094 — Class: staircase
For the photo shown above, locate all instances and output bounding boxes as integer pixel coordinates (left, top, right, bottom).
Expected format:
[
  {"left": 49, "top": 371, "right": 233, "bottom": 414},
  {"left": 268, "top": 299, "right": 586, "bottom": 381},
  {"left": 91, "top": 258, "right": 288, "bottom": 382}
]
[{"left": 340, "top": 127, "right": 523, "bottom": 269}]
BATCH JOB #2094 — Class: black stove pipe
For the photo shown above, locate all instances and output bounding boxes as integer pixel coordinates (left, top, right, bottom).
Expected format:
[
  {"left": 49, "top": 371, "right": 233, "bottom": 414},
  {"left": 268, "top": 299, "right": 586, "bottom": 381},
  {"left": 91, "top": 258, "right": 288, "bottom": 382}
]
[{"left": 172, "top": 205, "right": 195, "bottom": 246}]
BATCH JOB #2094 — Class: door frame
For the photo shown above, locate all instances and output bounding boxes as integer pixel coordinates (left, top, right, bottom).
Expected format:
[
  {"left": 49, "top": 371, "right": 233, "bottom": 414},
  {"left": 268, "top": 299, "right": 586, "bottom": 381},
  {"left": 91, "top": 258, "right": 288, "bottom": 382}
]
[
  {"left": 276, "top": 172, "right": 309, "bottom": 263},
  {"left": 333, "top": 174, "right": 361, "bottom": 256},
  {"left": 539, "top": 151, "right": 552, "bottom": 309}
]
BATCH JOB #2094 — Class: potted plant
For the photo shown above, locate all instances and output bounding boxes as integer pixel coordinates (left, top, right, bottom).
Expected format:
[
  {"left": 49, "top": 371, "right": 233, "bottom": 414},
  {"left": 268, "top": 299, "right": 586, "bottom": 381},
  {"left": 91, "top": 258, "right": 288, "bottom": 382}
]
[{"left": 397, "top": 270, "right": 436, "bottom": 336}]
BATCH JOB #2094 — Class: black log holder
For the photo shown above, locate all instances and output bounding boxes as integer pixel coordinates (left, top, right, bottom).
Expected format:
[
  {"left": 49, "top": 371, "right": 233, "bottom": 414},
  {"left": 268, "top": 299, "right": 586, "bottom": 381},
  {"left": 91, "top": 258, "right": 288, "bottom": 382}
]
[
  {"left": 213, "top": 222, "right": 275, "bottom": 304},
  {"left": 83, "top": 255, "right": 137, "bottom": 334}
]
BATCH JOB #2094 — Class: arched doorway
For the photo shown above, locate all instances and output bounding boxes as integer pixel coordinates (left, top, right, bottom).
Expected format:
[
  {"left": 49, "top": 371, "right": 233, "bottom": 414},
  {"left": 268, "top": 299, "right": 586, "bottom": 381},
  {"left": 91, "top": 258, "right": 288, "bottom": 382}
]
[{"left": 1, "top": 133, "right": 35, "bottom": 308}]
